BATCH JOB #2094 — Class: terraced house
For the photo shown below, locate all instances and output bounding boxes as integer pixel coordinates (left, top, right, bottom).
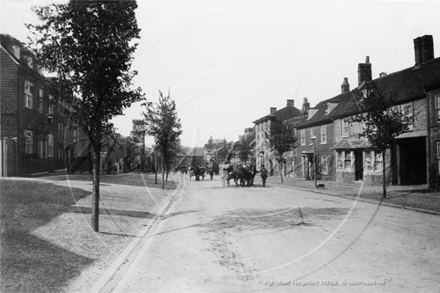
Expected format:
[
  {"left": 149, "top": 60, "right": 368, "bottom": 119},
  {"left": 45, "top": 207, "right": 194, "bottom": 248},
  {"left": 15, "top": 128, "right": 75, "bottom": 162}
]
[
  {"left": 1, "top": 34, "right": 85, "bottom": 176},
  {"left": 291, "top": 35, "right": 440, "bottom": 186}
]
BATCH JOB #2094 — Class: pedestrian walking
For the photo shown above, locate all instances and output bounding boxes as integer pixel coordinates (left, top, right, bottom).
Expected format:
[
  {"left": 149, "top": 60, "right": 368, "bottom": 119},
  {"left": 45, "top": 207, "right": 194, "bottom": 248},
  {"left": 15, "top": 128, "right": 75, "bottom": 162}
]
[
  {"left": 220, "top": 161, "right": 229, "bottom": 187},
  {"left": 250, "top": 160, "right": 259, "bottom": 187},
  {"left": 260, "top": 165, "right": 268, "bottom": 187}
]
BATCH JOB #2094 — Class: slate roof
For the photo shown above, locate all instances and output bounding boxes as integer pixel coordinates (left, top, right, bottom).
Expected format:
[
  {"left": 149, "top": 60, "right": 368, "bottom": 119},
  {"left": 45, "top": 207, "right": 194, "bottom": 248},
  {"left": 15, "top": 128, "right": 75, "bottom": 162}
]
[
  {"left": 253, "top": 105, "right": 302, "bottom": 124},
  {"left": 293, "top": 57, "right": 440, "bottom": 129}
]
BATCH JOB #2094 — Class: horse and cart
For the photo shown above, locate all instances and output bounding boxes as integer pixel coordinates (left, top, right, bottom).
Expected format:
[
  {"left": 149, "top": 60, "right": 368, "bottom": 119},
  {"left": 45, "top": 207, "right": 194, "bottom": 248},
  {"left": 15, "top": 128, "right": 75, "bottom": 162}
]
[
  {"left": 223, "top": 163, "right": 263, "bottom": 187},
  {"left": 188, "top": 166, "right": 206, "bottom": 181}
]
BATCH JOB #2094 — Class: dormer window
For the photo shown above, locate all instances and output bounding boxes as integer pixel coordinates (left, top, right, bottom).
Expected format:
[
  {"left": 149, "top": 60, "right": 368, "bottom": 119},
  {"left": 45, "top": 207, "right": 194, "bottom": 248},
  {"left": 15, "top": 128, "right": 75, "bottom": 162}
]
[
  {"left": 26, "top": 56, "right": 33, "bottom": 68},
  {"left": 325, "top": 102, "right": 338, "bottom": 114},
  {"left": 12, "top": 45, "right": 20, "bottom": 59},
  {"left": 307, "top": 108, "right": 318, "bottom": 120}
]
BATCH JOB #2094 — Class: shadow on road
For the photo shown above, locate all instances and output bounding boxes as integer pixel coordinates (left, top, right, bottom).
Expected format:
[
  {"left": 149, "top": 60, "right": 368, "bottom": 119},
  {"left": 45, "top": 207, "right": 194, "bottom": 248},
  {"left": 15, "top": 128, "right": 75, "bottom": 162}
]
[{"left": 203, "top": 207, "right": 351, "bottom": 233}]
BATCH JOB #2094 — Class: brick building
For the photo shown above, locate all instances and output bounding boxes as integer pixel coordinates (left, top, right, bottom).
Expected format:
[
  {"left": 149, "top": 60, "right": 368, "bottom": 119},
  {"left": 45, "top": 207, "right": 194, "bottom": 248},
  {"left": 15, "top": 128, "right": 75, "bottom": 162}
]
[
  {"left": 290, "top": 35, "right": 440, "bottom": 186},
  {"left": 1, "top": 34, "right": 78, "bottom": 176},
  {"left": 253, "top": 100, "right": 302, "bottom": 175}
]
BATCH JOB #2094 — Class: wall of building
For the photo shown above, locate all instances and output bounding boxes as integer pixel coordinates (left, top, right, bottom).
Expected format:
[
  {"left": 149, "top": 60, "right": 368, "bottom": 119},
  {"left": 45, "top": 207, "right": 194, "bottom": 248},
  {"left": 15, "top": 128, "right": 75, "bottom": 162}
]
[
  {"left": 428, "top": 89, "right": 440, "bottom": 188},
  {"left": 1, "top": 48, "right": 19, "bottom": 139}
]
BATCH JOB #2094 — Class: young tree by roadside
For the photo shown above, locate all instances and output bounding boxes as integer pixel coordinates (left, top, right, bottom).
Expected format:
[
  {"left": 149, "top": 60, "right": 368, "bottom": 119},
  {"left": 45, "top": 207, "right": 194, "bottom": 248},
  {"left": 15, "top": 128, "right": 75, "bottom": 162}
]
[
  {"left": 27, "top": 0, "right": 144, "bottom": 232},
  {"left": 164, "top": 139, "right": 184, "bottom": 181},
  {"left": 266, "top": 120, "right": 298, "bottom": 183},
  {"left": 350, "top": 82, "right": 412, "bottom": 199},
  {"left": 142, "top": 90, "right": 183, "bottom": 189}
]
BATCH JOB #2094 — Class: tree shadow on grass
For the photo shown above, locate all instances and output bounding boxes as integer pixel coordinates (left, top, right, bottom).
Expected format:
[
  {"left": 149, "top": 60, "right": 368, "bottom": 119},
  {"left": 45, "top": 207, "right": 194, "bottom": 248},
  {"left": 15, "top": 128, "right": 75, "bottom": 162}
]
[
  {"left": 1, "top": 230, "right": 94, "bottom": 293},
  {"left": 0, "top": 180, "right": 154, "bottom": 293}
]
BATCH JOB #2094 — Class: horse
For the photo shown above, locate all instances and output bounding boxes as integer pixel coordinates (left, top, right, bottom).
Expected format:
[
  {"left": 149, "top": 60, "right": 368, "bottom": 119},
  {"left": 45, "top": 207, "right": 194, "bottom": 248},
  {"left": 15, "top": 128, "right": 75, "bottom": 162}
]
[
  {"left": 225, "top": 163, "right": 254, "bottom": 187},
  {"left": 189, "top": 166, "right": 205, "bottom": 181}
]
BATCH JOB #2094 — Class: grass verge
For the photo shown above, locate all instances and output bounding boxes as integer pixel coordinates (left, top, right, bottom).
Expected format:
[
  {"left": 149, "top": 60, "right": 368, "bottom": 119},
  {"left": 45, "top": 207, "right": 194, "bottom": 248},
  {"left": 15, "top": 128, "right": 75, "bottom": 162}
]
[{"left": 0, "top": 173, "right": 179, "bottom": 293}]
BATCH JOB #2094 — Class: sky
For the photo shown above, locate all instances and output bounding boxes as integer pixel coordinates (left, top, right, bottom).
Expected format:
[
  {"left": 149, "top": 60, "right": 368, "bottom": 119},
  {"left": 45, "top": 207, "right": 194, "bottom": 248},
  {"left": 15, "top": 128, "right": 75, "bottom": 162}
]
[{"left": 1, "top": 0, "right": 439, "bottom": 148}]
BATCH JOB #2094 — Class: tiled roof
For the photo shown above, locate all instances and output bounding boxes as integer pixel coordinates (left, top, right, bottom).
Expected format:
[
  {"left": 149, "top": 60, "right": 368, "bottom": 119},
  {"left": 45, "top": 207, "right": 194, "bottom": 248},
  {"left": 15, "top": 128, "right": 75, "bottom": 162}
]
[
  {"left": 295, "top": 57, "right": 440, "bottom": 129},
  {"left": 253, "top": 106, "right": 302, "bottom": 124}
]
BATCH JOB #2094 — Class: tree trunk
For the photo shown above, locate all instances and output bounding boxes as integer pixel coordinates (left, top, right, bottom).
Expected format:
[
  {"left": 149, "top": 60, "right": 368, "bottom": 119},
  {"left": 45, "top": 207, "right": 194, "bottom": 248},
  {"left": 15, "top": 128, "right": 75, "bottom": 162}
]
[
  {"left": 279, "top": 160, "right": 284, "bottom": 183},
  {"left": 162, "top": 156, "right": 165, "bottom": 189},
  {"left": 155, "top": 152, "right": 158, "bottom": 184},
  {"left": 91, "top": 144, "right": 101, "bottom": 232},
  {"left": 382, "top": 149, "right": 387, "bottom": 199}
]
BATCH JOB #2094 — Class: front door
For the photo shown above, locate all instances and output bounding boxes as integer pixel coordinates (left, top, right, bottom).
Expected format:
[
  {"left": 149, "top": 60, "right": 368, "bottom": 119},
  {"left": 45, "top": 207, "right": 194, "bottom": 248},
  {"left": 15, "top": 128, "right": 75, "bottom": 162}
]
[{"left": 355, "top": 150, "right": 363, "bottom": 181}]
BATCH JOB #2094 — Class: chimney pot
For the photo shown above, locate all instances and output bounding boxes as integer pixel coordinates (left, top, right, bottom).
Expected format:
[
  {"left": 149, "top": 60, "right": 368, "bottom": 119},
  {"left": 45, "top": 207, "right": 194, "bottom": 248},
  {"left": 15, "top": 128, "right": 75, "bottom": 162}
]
[
  {"left": 301, "top": 98, "right": 310, "bottom": 115},
  {"left": 414, "top": 35, "right": 434, "bottom": 65},
  {"left": 358, "top": 56, "right": 372, "bottom": 86},
  {"left": 286, "top": 99, "right": 294, "bottom": 106},
  {"left": 341, "top": 77, "right": 350, "bottom": 93}
]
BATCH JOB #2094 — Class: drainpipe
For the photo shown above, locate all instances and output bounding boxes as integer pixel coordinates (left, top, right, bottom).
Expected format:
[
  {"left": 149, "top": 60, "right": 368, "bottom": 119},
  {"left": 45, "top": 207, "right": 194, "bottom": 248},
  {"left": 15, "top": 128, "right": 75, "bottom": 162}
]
[{"left": 424, "top": 89, "right": 431, "bottom": 187}]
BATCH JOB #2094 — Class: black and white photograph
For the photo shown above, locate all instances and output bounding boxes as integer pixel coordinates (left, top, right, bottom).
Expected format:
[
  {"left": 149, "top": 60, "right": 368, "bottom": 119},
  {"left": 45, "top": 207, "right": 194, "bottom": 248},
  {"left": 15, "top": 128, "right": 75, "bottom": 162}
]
[{"left": 1, "top": 0, "right": 440, "bottom": 292}]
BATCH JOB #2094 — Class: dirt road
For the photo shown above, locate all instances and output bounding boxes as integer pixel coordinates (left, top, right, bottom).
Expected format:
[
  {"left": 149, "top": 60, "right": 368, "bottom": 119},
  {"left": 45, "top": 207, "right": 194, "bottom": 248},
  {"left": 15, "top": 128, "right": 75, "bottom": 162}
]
[{"left": 95, "top": 174, "right": 440, "bottom": 293}]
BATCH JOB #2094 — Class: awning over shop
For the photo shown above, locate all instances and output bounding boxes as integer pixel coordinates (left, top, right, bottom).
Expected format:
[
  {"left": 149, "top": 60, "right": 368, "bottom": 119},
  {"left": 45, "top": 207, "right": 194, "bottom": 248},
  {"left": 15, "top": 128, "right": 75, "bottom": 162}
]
[{"left": 332, "top": 138, "right": 371, "bottom": 149}]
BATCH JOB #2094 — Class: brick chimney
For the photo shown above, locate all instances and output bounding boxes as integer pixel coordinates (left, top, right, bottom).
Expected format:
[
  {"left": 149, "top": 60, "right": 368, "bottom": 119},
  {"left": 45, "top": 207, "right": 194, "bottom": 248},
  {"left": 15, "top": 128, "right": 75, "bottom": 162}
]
[
  {"left": 301, "top": 98, "right": 310, "bottom": 115},
  {"left": 286, "top": 99, "right": 294, "bottom": 107},
  {"left": 341, "top": 77, "right": 350, "bottom": 93},
  {"left": 358, "top": 56, "right": 372, "bottom": 86},
  {"left": 270, "top": 107, "right": 277, "bottom": 114},
  {"left": 414, "top": 35, "right": 434, "bottom": 65}
]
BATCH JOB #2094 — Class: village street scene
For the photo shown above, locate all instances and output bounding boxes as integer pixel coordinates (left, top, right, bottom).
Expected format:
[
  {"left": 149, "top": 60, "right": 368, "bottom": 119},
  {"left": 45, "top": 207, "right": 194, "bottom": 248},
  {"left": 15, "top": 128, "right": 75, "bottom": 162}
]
[{"left": 1, "top": 1, "right": 440, "bottom": 292}]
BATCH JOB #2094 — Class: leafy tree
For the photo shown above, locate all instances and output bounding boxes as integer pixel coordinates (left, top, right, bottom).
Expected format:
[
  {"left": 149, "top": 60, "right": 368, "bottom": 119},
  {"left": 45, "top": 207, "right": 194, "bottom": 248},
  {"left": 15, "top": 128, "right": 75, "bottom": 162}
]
[
  {"left": 266, "top": 120, "right": 299, "bottom": 183},
  {"left": 27, "top": 0, "right": 143, "bottom": 231},
  {"left": 213, "top": 141, "right": 234, "bottom": 164},
  {"left": 164, "top": 139, "right": 184, "bottom": 181},
  {"left": 237, "top": 131, "right": 255, "bottom": 164},
  {"left": 351, "top": 82, "right": 412, "bottom": 198},
  {"left": 142, "top": 90, "right": 182, "bottom": 189}
]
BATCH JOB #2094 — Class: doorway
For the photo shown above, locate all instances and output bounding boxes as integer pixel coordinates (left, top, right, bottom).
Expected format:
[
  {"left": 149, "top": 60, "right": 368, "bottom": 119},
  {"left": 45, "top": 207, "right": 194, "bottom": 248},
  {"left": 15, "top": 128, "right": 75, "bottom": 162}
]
[
  {"left": 398, "top": 137, "right": 426, "bottom": 185},
  {"left": 354, "top": 150, "right": 363, "bottom": 181}
]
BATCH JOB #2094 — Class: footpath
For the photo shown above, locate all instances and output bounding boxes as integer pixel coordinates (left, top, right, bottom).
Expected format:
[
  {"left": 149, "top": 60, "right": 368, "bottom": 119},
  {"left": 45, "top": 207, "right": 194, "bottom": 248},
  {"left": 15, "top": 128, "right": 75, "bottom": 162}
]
[{"left": 265, "top": 175, "right": 440, "bottom": 215}]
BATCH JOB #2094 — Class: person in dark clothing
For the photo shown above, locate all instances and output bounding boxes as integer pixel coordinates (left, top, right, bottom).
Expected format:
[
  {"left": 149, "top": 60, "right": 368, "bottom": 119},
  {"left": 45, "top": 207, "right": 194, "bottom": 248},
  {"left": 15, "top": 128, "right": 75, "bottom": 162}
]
[{"left": 260, "top": 165, "right": 268, "bottom": 187}]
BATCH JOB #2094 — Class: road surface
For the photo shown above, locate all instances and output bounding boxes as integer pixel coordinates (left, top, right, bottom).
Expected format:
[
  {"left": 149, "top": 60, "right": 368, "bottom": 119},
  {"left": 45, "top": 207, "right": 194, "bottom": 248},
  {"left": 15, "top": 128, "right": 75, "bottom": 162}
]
[{"left": 97, "top": 174, "right": 440, "bottom": 293}]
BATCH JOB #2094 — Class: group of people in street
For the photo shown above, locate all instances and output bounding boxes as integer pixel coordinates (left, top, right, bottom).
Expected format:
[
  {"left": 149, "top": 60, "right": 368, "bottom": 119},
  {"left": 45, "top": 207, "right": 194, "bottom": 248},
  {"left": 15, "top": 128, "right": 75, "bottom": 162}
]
[{"left": 219, "top": 160, "right": 268, "bottom": 187}]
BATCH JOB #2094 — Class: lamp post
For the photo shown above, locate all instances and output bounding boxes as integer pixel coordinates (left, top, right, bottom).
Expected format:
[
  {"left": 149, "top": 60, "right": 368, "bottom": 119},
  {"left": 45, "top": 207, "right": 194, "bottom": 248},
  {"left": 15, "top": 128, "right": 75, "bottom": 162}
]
[{"left": 310, "top": 135, "right": 317, "bottom": 188}]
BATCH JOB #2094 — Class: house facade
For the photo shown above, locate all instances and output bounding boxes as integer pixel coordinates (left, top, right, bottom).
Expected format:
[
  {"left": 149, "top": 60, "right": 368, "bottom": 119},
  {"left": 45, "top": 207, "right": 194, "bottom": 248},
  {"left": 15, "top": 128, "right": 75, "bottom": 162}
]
[
  {"left": 1, "top": 34, "right": 79, "bottom": 176},
  {"left": 426, "top": 83, "right": 440, "bottom": 189},
  {"left": 253, "top": 99, "right": 302, "bottom": 175}
]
